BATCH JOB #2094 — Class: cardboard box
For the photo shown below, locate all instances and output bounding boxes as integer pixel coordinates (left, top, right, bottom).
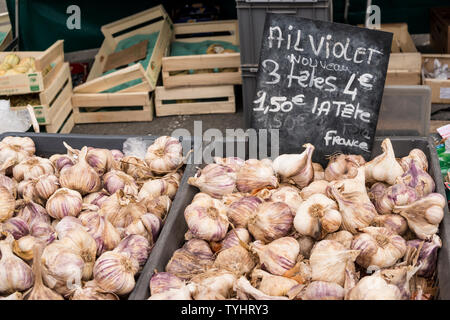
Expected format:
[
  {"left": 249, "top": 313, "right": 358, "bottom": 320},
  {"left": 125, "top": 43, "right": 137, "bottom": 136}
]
[{"left": 422, "top": 54, "right": 450, "bottom": 104}]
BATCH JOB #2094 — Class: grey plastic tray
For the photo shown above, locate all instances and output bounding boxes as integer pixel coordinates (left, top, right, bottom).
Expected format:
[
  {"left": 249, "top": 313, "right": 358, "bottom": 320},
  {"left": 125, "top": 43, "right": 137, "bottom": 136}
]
[{"left": 129, "top": 136, "right": 450, "bottom": 300}]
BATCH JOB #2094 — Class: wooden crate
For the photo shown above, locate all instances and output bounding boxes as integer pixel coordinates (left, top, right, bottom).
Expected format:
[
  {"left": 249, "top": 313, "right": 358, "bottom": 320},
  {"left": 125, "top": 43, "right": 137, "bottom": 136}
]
[
  {"left": 86, "top": 5, "right": 173, "bottom": 92},
  {"left": 72, "top": 64, "right": 153, "bottom": 123},
  {"left": 0, "top": 12, "right": 12, "bottom": 51},
  {"left": 155, "top": 85, "right": 235, "bottom": 117},
  {"left": 430, "top": 7, "right": 450, "bottom": 53},
  {"left": 2, "top": 62, "right": 74, "bottom": 133},
  {"left": 422, "top": 54, "right": 450, "bottom": 104},
  {"left": 0, "top": 40, "right": 64, "bottom": 95},
  {"left": 162, "top": 20, "right": 241, "bottom": 89}
]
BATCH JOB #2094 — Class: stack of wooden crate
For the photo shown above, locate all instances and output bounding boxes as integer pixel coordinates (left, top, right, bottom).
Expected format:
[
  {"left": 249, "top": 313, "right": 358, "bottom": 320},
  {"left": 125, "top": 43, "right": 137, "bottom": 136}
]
[
  {"left": 71, "top": 5, "right": 172, "bottom": 124},
  {"left": 155, "top": 20, "right": 241, "bottom": 116},
  {"left": 0, "top": 40, "right": 74, "bottom": 133}
]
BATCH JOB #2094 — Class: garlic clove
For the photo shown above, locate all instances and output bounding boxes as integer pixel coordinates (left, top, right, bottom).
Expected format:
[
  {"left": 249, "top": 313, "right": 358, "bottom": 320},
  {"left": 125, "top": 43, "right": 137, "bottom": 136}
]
[
  {"left": 236, "top": 159, "right": 279, "bottom": 193},
  {"left": 364, "top": 138, "right": 404, "bottom": 185},
  {"left": 270, "top": 185, "right": 303, "bottom": 213},
  {"left": 55, "top": 216, "right": 85, "bottom": 239},
  {"left": 85, "top": 147, "right": 114, "bottom": 176},
  {"left": 226, "top": 196, "right": 262, "bottom": 229},
  {"left": 113, "top": 234, "right": 151, "bottom": 270},
  {"left": 71, "top": 280, "right": 119, "bottom": 300},
  {"left": 103, "top": 170, "right": 139, "bottom": 196},
  {"left": 46, "top": 188, "right": 83, "bottom": 220},
  {"left": 0, "top": 186, "right": 15, "bottom": 222},
  {"left": 213, "top": 245, "right": 256, "bottom": 276},
  {"left": 34, "top": 174, "right": 59, "bottom": 202},
  {"left": 272, "top": 144, "right": 315, "bottom": 189},
  {"left": 300, "top": 180, "right": 329, "bottom": 200},
  {"left": 145, "top": 136, "right": 184, "bottom": 174},
  {"left": 83, "top": 190, "right": 110, "bottom": 208},
  {"left": 188, "top": 164, "right": 237, "bottom": 199},
  {"left": 150, "top": 272, "right": 185, "bottom": 295},
  {"left": 221, "top": 228, "right": 251, "bottom": 250},
  {"left": 372, "top": 214, "right": 408, "bottom": 235},
  {"left": 248, "top": 201, "right": 294, "bottom": 242},
  {"left": 13, "top": 235, "right": 37, "bottom": 261},
  {"left": 399, "top": 149, "right": 428, "bottom": 172},
  {"left": 407, "top": 235, "right": 441, "bottom": 278},
  {"left": 49, "top": 154, "right": 74, "bottom": 174},
  {"left": 301, "top": 281, "right": 345, "bottom": 300}
]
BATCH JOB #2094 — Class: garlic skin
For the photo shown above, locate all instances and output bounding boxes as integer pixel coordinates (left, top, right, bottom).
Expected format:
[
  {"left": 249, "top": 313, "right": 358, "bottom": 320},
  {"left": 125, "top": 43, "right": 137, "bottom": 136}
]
[
  {"left": 364, "top": 138, "right": 404, "bottom": 185},
  {"left": 251, "top": 237, "right": 299, "bottom": 276},
  {"left": 251, "top": 269, "right": 298, "bottom": 297},
  {"left": 184, "top": 193, "right": 229, "bottom": 242},
  {"left": 0, "top": 174, "right": 17, "bottom": 198},
  {"left": 395, "top": 161, "right": 435, "bottom": 198},
  {"left": 234, "top": 276, "right": 289, "bottom": 300},
  {"left": 294, "top": 194, "right": 341, "bottom": 239},
  {"left": 394, "top": 193, "right": 446, "bottom": 240},
  {"left": 13, "top": 235, "right": 37, "bottom": 260},
  {"left": 113, "top": 234, "right": 151, "bottom": 269},
  {"left": 272, "top": 144, "right": 314, "bottom": 189},
  {"left": 25, "top": 244, "right": 64, "bottom": 300},
  {"left": 236, "top": 159, "right": 279, "bottom": 193},
  {"left": 324, "top": 231, "right": 353, "bottom": 249},
  {"left": 188, "top": 164, "right": 237, "bottom": 199},
  {"left": 150, "top": 272, "right": 185, "bottom": 295},
  {"left": 309, "top": 240, "right": 360, "bottom": 286},
  {"left": 214, "top": 157, "right": 245, "bottom": 172},
  {"left": 248, "top": 201, "right": 293, "bottom": 242},
  {"left": 324, "top": 154, "right": 366, "bottom": 181},
  {"left": 85, "top": 148, "right": 114, "bottom": 176},
  {"left": 221, "top": 228, "right": 251, "bottom": 250},
  {"left": 83, "top": 191, "right": 110, "bottom": 208},
  {"left": 141, "top": 195, "right": 171, "bottom": 220},
  {"left": 313, "top": 163, "right": 325, "bottom": 181},
  {"left": 46, "top": 188, "right": 83, "bottom": 219},
  {"left": 120, "top": 156, "right": 153, "bottom": 181},
  {"left": 399, "top": 149, "right": 428, "bottom": 172},
  {"left": 0, "top": 234, "right": 34, "bottom": 294},
  {"left": 111, "top": 149, "right": 124, "bottom": 162},
  {"left": 103, "top": 170, "right": 138, "bottom": 196},
  {"left": 270, "top": 185, "right": 303, "bottom": 212},
  {"left": 54, "top": 216, "right": 85, "bottom": 239},
  {"left": 370, "top": 183, "right": 418, "bottom": 215},
  {"left": 93, "top": 251, "right": 139, "bottom": 296},
  {"left": 13, "top": 156, "right": 54, "bottom": 182},
  {"left": 191, "top": 269, "right": 236, "bottom": 300},
  {"left": 18, "top": 179, "right": 41, "bottom": 204},
  {"left": 49, "top": 154, "right": 74, "bottom": 173},
  {"left": 145, "top": 136, "right": 183, "bottom": 174},
  {"left": 0, "top": 186, "right": 15, "bottom": 222},
  {"left": 71, "top": 280, "right": 119, "bottom": 300},
  {"left": 373, "top": 214, "right": 408, "bottom": 235},
  {"left": 226, "top": 196, "right": 262, "bottom": 229},
  {"left": 301, "top": 281, "right": 345, "bottom": 300},
  {"left": 0, "top": 136, "right": 35, "bottom": 170},
  {"left": 214, "top": 245, "right": 256, "bottom": 276},
  {"left": 2, "top": 217, "right": 29, "bottom": 239},
  {"left": 138, "top": 179, "right": 174, "bottom": 202},
  {"left": 101, "top": 192, "right": 147, "bottom": 229},
  {"left": 34, "top": 174, "right": 59, "bottom": 202},
  {"left": 407, "top": 235, "right": 442, "bottom": 278},
  {"left": 347, "top": 273, "right": 402, "bottom": 300},
  {"left": 166, "top": 239, "right": 214, "bottom": 280},
  {"left": 29, "top": 221, "right": 56, "bottom": 244},
  {"left": 60, "top": 146, "right": 101, "bottom": 195},
  {"left": 300, "top": 180, "right": 329, "bottom": 200},
  {"left": 127, "top": 213, "right": 162, "bottom": 244},
  {"left": 16, "top": 200, "right": 50, "bottom": 225},
  {"left": 351, "top": 227, "right": 407, "bottom": 269}
]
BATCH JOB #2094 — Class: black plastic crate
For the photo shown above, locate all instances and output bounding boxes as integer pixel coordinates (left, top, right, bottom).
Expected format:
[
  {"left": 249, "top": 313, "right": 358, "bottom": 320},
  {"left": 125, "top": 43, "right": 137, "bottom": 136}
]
[{"left": 129, "top": 136, "right": 450, "bottom": 300}]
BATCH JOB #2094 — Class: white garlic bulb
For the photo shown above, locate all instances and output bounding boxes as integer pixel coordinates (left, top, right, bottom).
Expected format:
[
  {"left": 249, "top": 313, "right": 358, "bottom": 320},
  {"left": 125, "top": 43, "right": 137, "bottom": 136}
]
[
  {"left": 372, "top": 214, "right": 408, "bottom": 235},
  {"left": 214, "top": 245, "right": 256, "bottom": 276},
  {"left": 145, "top": 136, "right": 183, "bottom": 174},
  {"left": 324, "top": 231, "right": 353, "bottom": 249},
  {"left": 351, "top": 227, "right": 406, "bottom": 269},
  {"left": 0, "top": 136, "right": 35, "bottom": 171},
  {"left": 71, "top": 280, "right": 119, "bottom": 300},
  {"left": 54, "top": 216, "right": 85, "bottom": 239},
  {"left": 251, "top": 237, "right": 299, "bottom": 276},
  {"left": 251, "top": 269, "right": 298, "bottom": 297},
  {"left": 34, "top": 174, "right": 59, "bottom": 202},
  {"left": 188, "top": 164, "right": 237, "bottom": 199},
  {"left": 233, "top": 276, "right": 289, "bottom": 300},
  {"left": 103, "top": 170, "right": 138, "bottom": 196},
  {"left": 221, "top": 228, "right": 251, "bottom": 250},
  {"left": 272, "top": 143, "right": 315, "bottom": 189},
  {"left": 100, "top": 192, "right": 147, "bottom": 229},
  {"left": 191, "top": 269, "right": 236, "bottom": 300},
  {"left": 300, "top": 180, "right": 329, "bottom": 200},
  {"left": 309, "top": 240, "right": 360, "bottom": 286},
  {"left": 236, "top": 159, "right": 279, "bottom": 193},
  {"left": 140, "top": 195, "right": 171, "bottom": 220},
  {"left": 270, "top": 185, "right": 303, "bottom": 212},
  {"left": 120, "top": 156, "right": 153, "bottom": 181},
  {"left": 214, "top": 157, "right": 245, "bottom": 171},
  {"left": 294, "top": 194, "right": 341, "bottom": 239},
  {"left": 324, "top": 154, "right": 365, "bottom": 182},
  {"left": 13, "top": 235, "right": 37, "bottom": 261},
  {"left": 226, "top": 196, "right": 262, "bottom": 228},
  {"left": 113, "top": 234, "right": 151, "bottom": 269},
  {"left": 13, "top": 156, "right": 54, "bottom": 182},
  {"left": 184, "top": 193, "right": 229, "bottom": 242},
  {"left": 301, "top": 281, "right": 345, "bottom": 300},
  {"left": 0, "top": 186, "right": 15, "bottom": 222},
  {"left": 0, "top": 174, "right": 17, "bottom": 198},
  {"left": 85, "top": 147, "right": 115, "bottom": 176},
  {"left": 46, "top": 188, "right": 83, "bottom": 219},
  {"left": 347, "top": 273, "right": 402, "bottom": 300},
  {"left": 83, "top": 190, "right": 109, "bottom": 208}
]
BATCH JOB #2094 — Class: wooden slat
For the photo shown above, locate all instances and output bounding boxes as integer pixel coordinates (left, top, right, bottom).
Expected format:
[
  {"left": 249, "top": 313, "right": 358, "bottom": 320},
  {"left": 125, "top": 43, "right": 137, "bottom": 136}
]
[
  {"left": 163, "top": 53, "right": 240, "bottom": 71},
  {"left": 103, "top": 40, "right": 148, "bottom": 72},
  {"left": 156, "top": 85, "right": 234, "bottom": 100},
  {"left": 40, "top": 62, "right": 71, "bottom": 104},
  {"left": 163, "top": 71, "right": 241, "bottom": 88},
  {"left": 49, "top": 77, "right": 73, "bottom": 110},
  {"left": 36, "top": 40, "right": 64, "bottom": 72},
  {"left": 72, "top": 92, "right": 149, "bottom": 107},
  {"left": 58, "top": 113, "right": 75, "bottom": 134},
  {"left": 46, "top": 97, "right": 73, "bottom": 133},
  {"left": 156, "top": 101, "right": 235, "bottom": 117},
  {"left": 73, "top": 107, "right": 152, "bottom": 124},
  {"left": 173, "top": 20, "right": 239, "bottom": 44}
]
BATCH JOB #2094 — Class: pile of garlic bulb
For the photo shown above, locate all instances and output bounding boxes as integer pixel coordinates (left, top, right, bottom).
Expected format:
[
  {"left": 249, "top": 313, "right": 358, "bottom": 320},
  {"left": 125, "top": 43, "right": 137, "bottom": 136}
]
[
  {"left": 0, "top": 135, "right": 185, "bottom": 300},
  {"left": 149, "top": 139, "right": 443, "bottom": 300}
]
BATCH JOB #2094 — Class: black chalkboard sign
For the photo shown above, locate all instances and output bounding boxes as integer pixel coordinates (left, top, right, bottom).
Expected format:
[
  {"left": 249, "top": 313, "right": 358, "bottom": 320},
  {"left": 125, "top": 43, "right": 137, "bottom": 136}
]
[{"left": 251, "top": 14, "right": 393, "bottom": 166}]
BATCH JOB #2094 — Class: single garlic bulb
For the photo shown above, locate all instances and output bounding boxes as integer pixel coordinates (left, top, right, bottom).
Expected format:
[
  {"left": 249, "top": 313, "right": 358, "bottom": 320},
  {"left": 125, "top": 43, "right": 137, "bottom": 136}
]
[
  {"left": 248, "top": 201, "right": 293, "bottom": 242},
  {"left": 162, "top": 171, "right": 182, "bottom": 199},
  {"left": 166, "top": 239, "right": 214, "bottom": 280},
  {"left": 71, "top": 280, "right": 119, "bottom": 300},
  {"left": 407, "top": 235, "right": 441, "bottom": 278},
  {"left": 101, "top": 192, "right": 148, "bottom": 229},
  {"left": 226, "top": 196, "right": 262, "bottom": 228},
  {"left": 138, "top": 178, "right": 174, "bottom": 201},
  {"left": 272, "top": 144, "right": 315, "bottom": 189},
  {"left": 125, "top": 213, "right": 162, "bottom": 245},
  {"left": 0, "top": 186, "right": 15, "bottom": 222},
  {"left": 300, "top": 180, "right": 329, "bottom": 200},
  {"left": 395, "top": 161, "right": 435, "bottom": 198},
  {"left": 0, "top": 234, "right": 34, "bottom": 294},
  {"left": 34, "top": 174, "right": 59, "bottom": 202},
  {"left": 191, "top": 269, "right": 237, "bottom": 300},
  {"left": 83, "top": 190, "right": 110, "bottom": 208},
  {"left": 13, "top": 235, "right": 37, "bottom": 260},
  {"left": 394, "top": 193, "right": 445, "bottom": 240},
  {"left": 399, "top": 149, "right": 428, "bottom": 172},
  {"left": 148, "top": 283, "right": 196, "bottom": 300},
  {"left": 251, "top": 237, "right": 299, "bottom": 276},
  {"left": 13, "top": 156, "right": 55, "bottom": 182},
  {"left": 221, "top": 228, "right": 251, "bottom": 250},
  {"left": 141, "top": 195, "right": 171, "bottom": 220},
  {"left": 184, "top": 193, "right": 229, "bottom": 242},
  {"left": 93, "top": 251, "right": 139, "bottom": 296},
  {"left": 150, "top": 272, "right": 185, "bottom": 295},
  {"left": 372, "top": 214, "right": 408, "bottom": 235},
  {"left": 270, "top": 185, "right": 303, "bottom": 212},
  {"left": 309, "top": 240, "right": 360, "bottom": 286},
  {"left": 54, "top": 216, "right": 84, "bottom": 239},
  {"left": 301, "top": 281, "right": 345, "bottom": 300},
  {"left": 46, "top": 188, "right": 83, "bottom": 219},
  {"left": 214, "top": 245, "right": 256, "bottom": 276},
  {"left": 364, "top": 138, "right": 404, "bottom": 185},
  {"left": 313, "top": 163, "right": 325, "bottom": 181},
  {"left": 251, "top": 269, "right": 298, "bottom": 297},
  {"left": 188, "top": 164, "right": 237, "bottom": 199},
  {"left": 214, "top": 157, "right": 245, "bottom": 171},
  {"left": 78, "top": 209, "right": 121, "bottom": 256},
  {"left": 120, "top": 156, "right": 153, "bottom": 181},
  {"left": 41, "top": 240, "right": 84, "bottom": 296},
  {"left": 49, "top": 154, "right": 74, "bottom": 174},
  {"left": 113, "top": 234, "right": 151, "bottom": 269},
  {"left": 324, "top": 154, "right": 365, "bottom": 182},
  {"left": 0, "top": 136, "right": 35, "bottom": 171},
  {"left": 324, "top": 231, "right": 353, "bottom": 249},
  {"left": 0, "top": 174, "right": 17, "bottom": 198},
  {"left": 85, "top": 147, "right": 114, "bottom": 176},
  {"left": 347, "top": 273, "right": 402, "bottom": 300},
  {"left": 145, "top": 136, "right": 183, "bottom": 174},
  {"left": 351, "top": 227, "right": 406, "bottom": 269},
  {"left": 103, "top": 170, "right": 138, "bottom": 196},
  {"left": 18, "top": 179, "right": 41, "bottom": 204},
  {"left": 30, "top": 220, "right": 56, "bottom": 244},
  {"left": 294, "top": 194, "right": 341, "bottom": 239},
  {"left": 16, "top": 200, "right": 50, "bottom": 225},
  {"left": 25, "top": 244, "right": 64, "bottom": 300},
  {"left": 369, "top": 183, "right": 418, "bottom": 215},
  {"left": 2, "top": 217, "right": 29, "bottom": 240},
  {"left": 236, "top": 159, "right": 279, "bottom": 193},
  {"left": 60, "top": 147, "right": 101, "bottom": 195}
]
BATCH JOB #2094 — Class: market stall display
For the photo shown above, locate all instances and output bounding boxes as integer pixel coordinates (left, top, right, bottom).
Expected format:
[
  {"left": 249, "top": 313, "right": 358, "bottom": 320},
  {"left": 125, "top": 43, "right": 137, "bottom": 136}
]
[
  {"left": 0, "top": 133, "right": 190, "bottom": 300},
  {"left": 128, "top": 137, "right": 449, "bottom": 300},
  {"left": 71, "top": 5, "right": 173, "bottom": 124}
]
